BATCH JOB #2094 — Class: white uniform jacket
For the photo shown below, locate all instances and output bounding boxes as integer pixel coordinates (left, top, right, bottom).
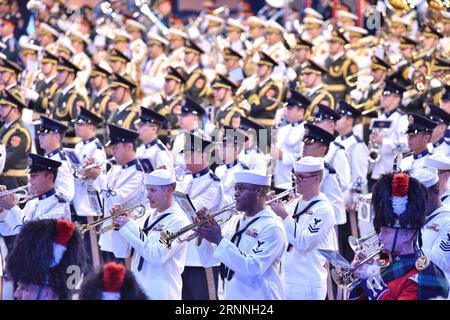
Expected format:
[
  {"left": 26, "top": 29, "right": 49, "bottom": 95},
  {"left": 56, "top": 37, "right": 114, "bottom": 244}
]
[
  {"left": 400, "top": 150, "right": 433, "bottom": 173},
  {"left": 274, "top": 120, "right": 305, "bottom": 190},
  {"left": 282, "top": 193, "right": 338, "bottom": 288},
  {"left": 429, "top": 137, "right": 450, "bottom": 157},
  {"left": 421, "top": 206, "right": 450, "bottom": 293},
  {"left": 140, "top": 54, "right": 168, "bottom": 96},
  {"left": 72, "top": 138, "right": 107, "bottom": 216},
  {"left": 321, "top": 162, "right": 346, "bottom": 225},
  {"left": 239, "top": 145, "right": 268, "bottom": 175},
  {"left": 112, "top": 203, "right": 190, "bottom": 299},
  {"left": 46, "top": 149, "right": 75, "bottom": 202},
  {"left": 371, "top": 109, "right": 409, "bottom": 179},
  {"left": 176, "top": 167, "right": 232, "bottom": 267},
  {"left": 215, "top": 160, "right": 249, "bottom": 198},
  {"left": 137, "top": 139, "right": 174, "bottom": 172},
  {"left": 0, "top": 189, "right": 71, "bottom": 236},
  {"left": 325, "top": 141, "right": 351, "bottom": 192},
  {"left": 203, "top": 208, "right": 287, "bottom": 300},
  {"left": 336, "top": 132, "right": 369, "bottom": 206},
  {"left": 92, "top": 159, "right": 148, "bottom": 255}
]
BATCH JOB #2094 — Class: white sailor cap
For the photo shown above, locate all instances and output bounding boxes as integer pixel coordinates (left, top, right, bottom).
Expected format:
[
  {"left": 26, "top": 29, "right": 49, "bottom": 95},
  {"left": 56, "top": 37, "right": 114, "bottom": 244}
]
[
  {"left": 234, "top": 170, "right": 271, "bottom": 187},
  {"left": 304, "top": 17, "right": 324, "bottom": 27},
  {"left": 424, "top": 153, "right": 450, "bottom": 171},
  {"left": 293, "top": 156, "right": 324, "bottom": 173},
  {"left": 167, "top": 28, "right": 188, "bottom": 40},
  {"left": 125, "top": 19, "right": 146, "bottom": 32},
  {"left": 305, "top": 8, "right": 324, "bottom": 20},
  {"left": 247, "top": 16, "right": 266, "bottom": 28},
  {"left": 147, "top": 31, "right": 169, "bottom": 46},
  {"left": 145, "top": 169, "right": 176, "bottom": 186},
  {"left": 412, "top": 167, "right": 439, "bottom": 188},
  {"left": 266, "top": 20, "right": 286, "bottom": 34},
  {"left": 227, "top": 18, "right": 246, "bottom": 32},
  {"left": 337, "top": 10, "right": 358, "bottom": 22}
]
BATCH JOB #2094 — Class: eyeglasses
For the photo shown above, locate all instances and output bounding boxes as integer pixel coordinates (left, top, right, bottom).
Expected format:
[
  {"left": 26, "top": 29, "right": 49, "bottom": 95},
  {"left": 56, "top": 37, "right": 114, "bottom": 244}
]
[
  {"left": 294, "top": 174, "right": 318, "bottom": 181},
  {"left": 234, "top": 185, "right": 258, "bottom": 193}
]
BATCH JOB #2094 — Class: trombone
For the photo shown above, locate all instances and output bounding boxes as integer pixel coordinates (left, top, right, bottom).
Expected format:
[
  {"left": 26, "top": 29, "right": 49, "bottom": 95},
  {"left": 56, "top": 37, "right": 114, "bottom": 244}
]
[
  {"left": 0, "top": 185, "right": 30, "bottom": 204},
  {"left": 77, "top": 203, "right": 146, "bottom": 236}
]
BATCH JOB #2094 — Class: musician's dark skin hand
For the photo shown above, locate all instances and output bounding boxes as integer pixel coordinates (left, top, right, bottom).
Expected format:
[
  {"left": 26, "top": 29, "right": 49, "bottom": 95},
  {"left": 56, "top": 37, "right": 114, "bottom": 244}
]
[{"left": 195, "top": 218, "right": 223, "bottom": 245}]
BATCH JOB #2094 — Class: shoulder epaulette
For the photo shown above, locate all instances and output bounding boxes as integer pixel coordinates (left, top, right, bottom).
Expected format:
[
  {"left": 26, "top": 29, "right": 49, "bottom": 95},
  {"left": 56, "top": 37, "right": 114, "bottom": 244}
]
[
  {"left": 58, "top": 150, "right": 67, "bottom": 161},
  {"left": 55, "top": 193, "right": 67, "bottom": 203},
  {"left": 333, "top": 141, "right": 345, "bottom": 150},
  {"left": 157, "top": 141, "right": 165, "bottom": 150},
  {"left": 95, "top": 141, "right": 103, "bottom": 150},
  {"left": 324, "top": 162, "right": 336, "bottom": 174},
  {"left": 209, "top": 172, "right": 220, "bottom": 181}
]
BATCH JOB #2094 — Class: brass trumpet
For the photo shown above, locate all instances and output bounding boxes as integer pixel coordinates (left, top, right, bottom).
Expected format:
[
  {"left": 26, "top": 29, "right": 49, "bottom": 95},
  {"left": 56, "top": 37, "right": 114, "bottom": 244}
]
[
  {"left": 77, "top": 203, "right": 146, "bottom": 236},
  {"left": 73, "top": 160, "right": 115, "bottom": 180},
  {"left": 348, "top": 231, "right": 378, "bottom": 252},
  {"left": 160, "top": 201, "right": 237, "bottom": 248},
  {"left": 331, "top": 245, "right": 389, "bottom": 291},
  {"left": 0, "top": 185, "right": 31, "bottom": 204}
]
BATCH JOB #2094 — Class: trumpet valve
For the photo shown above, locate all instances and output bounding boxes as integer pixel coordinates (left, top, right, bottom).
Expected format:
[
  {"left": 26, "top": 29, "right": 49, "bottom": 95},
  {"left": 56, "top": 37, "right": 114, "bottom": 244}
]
[{"left": 160, "top": 230, "right": 173, "bottom": 248}]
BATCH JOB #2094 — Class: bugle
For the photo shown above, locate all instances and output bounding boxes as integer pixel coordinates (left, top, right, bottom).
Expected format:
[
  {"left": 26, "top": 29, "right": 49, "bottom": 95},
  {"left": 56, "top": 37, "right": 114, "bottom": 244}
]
[
  {"left": 0, "top": 185, "right": 30, "bottom": 204},
  {"left": 73, "top": 160, "right": 115, "bottom": 180},
  {"left": 77, "top": 203, "right": 146, "bottom": 236}
]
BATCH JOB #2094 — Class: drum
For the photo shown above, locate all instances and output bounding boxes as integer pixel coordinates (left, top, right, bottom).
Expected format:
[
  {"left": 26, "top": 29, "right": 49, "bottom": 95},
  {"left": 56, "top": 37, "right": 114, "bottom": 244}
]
[{"left": 357, "top": 193, "right": 373, "bottom": 223}]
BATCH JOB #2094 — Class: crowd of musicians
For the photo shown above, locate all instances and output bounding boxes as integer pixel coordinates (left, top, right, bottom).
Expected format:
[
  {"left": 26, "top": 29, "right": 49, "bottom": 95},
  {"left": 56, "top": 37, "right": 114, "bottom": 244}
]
[{"left": 0, "top": 0, "right": 449, "bottom": 300}]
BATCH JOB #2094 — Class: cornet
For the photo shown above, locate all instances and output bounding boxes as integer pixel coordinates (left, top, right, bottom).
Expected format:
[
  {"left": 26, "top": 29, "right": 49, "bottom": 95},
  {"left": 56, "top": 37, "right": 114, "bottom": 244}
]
[
  {"left": 77, "top": 203, "right": 146, "bottom": 236},
  {"left": 0, "top": 185, "right": 30, "bottom": 204}
]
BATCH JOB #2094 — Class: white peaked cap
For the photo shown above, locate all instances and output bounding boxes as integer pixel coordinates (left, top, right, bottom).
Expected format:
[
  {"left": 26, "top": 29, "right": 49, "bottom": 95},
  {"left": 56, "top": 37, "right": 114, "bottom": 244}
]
[
  {"left": 294, "top": 156, "right": 324, "bottom": 173},
  {"left": 266, "top": 20, "right": 286, "bottom": 33},
  {"left": 147, "top": 31, "right": 169, "bottom": 46},
  {"left": 424, "top": 153, "right": 450, "bottom": 171},
  {"left": 337, "top": 10, "right": 358, "bottom": 21},
  {"left": 304, "top": 17, "right": 324, "bottom": 25},
  {"left": 247, "top": 16, "right": 266, "bottom": 27},
  {"left": 167, "top": 28, "right": 188, "bottom": 39},
  {"left": 145, "top": 169, "right": 176, "bottom": 186},
  {"left": 412, "top": 167, "right": 439, "bottom": 188},
  {"left": 234, "top": 170, "right": 271, "bottom": 186}
]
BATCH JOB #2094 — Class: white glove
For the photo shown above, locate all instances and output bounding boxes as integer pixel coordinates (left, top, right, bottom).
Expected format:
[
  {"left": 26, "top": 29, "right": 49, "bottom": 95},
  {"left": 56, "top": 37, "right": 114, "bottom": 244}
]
[
  {"left": 350, "top": 89, "right": 363, "bottom": 102},
  {"left": 376, "top": 0, "right": 386, "bottom": 12},
  {"left": 25, "top": 88, "right": 39, "bottom": 101}
]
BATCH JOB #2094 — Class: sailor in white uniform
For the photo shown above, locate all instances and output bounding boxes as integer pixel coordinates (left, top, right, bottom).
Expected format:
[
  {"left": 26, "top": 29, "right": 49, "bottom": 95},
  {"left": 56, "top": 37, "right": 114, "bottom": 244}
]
[
  {"left": 196, "top": 170, "right": 287, "bottom": 300},
  {"left": 270, "top": 156, "right": 338, "bottom": 300},
  {"left": 111, "top": 169, "right": 190, "bottom": 299},
  {"left": 413, "top": 168, "right": 450, "bottom": 296},
  {"left": 424, "top": 154, "right": 450, "bottom": 207}
]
